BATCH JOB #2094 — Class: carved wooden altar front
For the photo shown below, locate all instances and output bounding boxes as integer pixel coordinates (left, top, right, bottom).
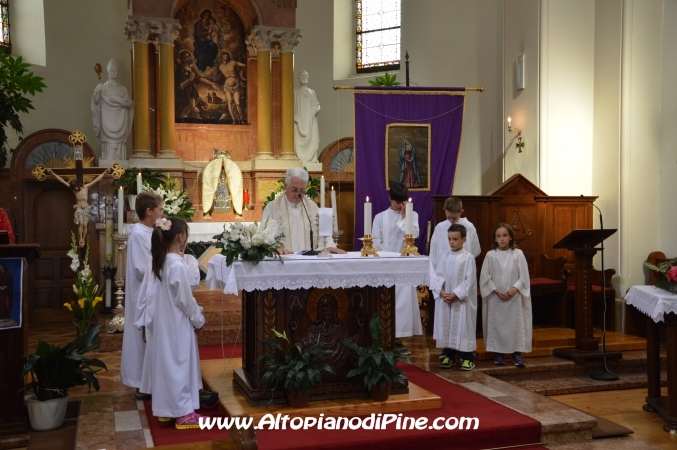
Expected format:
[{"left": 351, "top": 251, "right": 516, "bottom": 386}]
[{"left": 234, "top": 285, "right": 408, "bottom": 406}]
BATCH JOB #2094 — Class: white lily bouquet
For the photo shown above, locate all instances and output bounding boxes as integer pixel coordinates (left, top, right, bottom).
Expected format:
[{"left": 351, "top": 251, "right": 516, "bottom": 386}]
[{"left": 213, "top": 219, "right": 285, "bottom": 266}]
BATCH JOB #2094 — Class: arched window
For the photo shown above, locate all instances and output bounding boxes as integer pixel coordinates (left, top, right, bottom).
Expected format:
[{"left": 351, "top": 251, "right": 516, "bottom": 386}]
[
  {"left": 1, "top": 0, "right": 10, "bottom": 53},
  {"left": 356, "top": 0, "right": 400, "bottom": 73}
]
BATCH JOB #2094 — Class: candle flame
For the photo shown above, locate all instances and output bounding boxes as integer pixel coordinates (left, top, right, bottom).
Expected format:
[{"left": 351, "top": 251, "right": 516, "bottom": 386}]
[
  {"left": 366, "top": 196, "right": 370, "bottom": 202},
  {"left": 331, "top": 185, "right": 334, "bottom": 190},
  {"left": 408, "top": 197, "right": 412, "bottom": 202}
]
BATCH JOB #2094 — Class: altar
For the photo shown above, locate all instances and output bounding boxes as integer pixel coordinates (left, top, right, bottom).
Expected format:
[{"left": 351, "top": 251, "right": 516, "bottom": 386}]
[{"left": 207, "top": 252, "right": 437, "bottom": 406}]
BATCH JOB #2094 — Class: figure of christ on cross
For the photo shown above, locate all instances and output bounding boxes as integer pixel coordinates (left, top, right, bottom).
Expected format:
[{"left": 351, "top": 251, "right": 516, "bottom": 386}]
[{"left": 46, "top": 167, "right": 113, "bottom": 248}]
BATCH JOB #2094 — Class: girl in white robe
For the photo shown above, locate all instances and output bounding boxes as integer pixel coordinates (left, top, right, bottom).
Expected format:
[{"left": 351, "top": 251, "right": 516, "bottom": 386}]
[
  {"left": 479, "top": 223, "right": 532, "bottom": 367},
  {"left": 142, "top": 217, "right": 206, "bottom": 429},
  {"left": 433, "top": 224, "right": 477, "bottom": 370},
  {"left": 372, "top": 190, "right": 422, "bottom": 351}
]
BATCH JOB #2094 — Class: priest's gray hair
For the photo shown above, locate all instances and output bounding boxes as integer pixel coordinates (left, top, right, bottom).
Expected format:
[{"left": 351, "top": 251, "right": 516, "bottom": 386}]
[{"left": 285, "top": 167, "right": 309, "bottom": 185}]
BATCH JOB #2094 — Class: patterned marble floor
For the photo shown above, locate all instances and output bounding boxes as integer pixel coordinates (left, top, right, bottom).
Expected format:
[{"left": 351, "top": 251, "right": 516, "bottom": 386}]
[{"left": 22, "top": 323, "right": 672, "bottom": 450}]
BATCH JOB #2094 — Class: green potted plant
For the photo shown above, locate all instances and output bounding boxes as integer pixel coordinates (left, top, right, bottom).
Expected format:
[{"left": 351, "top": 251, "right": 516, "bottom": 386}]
[
  {"left": 0, "top": 53, "right": 46, "bottom": 168},
  {"left": 112, "top": 167, "right": 165, "bottom": 196},
  {"left": 342, "top": 313, "right": 410, "bottom": 401},
  {"left": 368, "top": 72, "right": 401, "bottom": 87},
  {"left": 255, "top": 329, "right": 334, "bottom": 407},
  {"left": 20, "top": 325, "right": 107, "bottom": 431}
]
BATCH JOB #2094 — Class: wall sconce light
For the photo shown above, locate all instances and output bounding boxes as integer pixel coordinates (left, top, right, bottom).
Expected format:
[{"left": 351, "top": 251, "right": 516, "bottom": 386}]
[{"left": 507, "top": 116, "right": 525, "bottom": 153}]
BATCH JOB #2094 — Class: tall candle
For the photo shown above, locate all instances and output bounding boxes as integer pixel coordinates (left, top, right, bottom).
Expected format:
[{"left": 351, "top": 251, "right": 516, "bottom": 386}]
[
  {"left": 405, "top": 198, "right": 413, "bottom": 234},
  {"left": 117, "top": 187, "right": 124, "bottom": 233},
  {"left": 136, "top": 173, "right": 143, "bottom": 194},
  {"left": 331, "top": 186, "right": 338, "bottom": 232},
  {"left": 243, "top": 189, "right": 249, "bottom": 205},
  {"left": 364, "top": 197, "right": 372, "bottom": 236},
  {"left": 320, "top": 176, "right": 325, "bottom": 208},
  {"left": 105, "top": 278, "right": 112, "bottom": 309}
]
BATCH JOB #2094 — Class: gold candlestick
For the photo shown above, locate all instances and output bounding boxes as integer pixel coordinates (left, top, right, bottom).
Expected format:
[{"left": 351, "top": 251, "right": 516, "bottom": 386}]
[
  {"left": 108, "top": 234, "right": 127, "bottom": 333},
  {"left": 401, "top": 234, "right": 420, "bottom": 256},
  {"left": 360, "top": 235, "right": 379, "bottom": 257}
]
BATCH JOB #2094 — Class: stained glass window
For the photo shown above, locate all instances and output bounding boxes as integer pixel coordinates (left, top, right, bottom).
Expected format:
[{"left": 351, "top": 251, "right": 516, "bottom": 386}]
[
  {"left": 356, "top": 0, "right": 400, "bottom": 73},
  {"left": 0, "top": 0, "right": 9, "bottom": 53}
]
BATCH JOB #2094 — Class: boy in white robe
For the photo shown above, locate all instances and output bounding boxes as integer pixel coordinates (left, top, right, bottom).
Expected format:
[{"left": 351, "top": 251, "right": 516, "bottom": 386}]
[
  {"left": 429, "top": 197, "right": 480, "bottom": 361},
  {"left": 434, "top": 224, "right": 478, "bottom": 370},
  {"left": 479, "top": 223, "right": 531, "bottom": 367},
  {"left": 120, "top": 191, "right": 163, "bottom": 396},
  {"left": 372, "top": 183, "right": 422, "bottom": 355}
]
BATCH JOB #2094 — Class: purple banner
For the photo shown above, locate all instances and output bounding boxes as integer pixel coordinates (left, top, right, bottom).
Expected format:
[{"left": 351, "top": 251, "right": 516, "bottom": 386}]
[{"left": 354, "top": 87, "right": 465, "bottom": 253}]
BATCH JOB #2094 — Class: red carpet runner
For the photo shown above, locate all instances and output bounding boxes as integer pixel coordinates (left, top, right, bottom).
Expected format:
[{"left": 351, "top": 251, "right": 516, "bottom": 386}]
[{"left": 145, "top": 344, "right": 544, "bottom": 450}]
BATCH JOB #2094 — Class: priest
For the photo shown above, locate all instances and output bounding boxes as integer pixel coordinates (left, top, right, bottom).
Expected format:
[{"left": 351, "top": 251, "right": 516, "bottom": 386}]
[{"left": 262, "top": 168, "right": 345, "bottom": 254}]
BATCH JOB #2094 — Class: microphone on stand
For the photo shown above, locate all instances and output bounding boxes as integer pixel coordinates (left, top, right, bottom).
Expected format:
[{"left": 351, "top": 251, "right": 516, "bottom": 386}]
[
  {"left": 580, "top": 194, "right": 618, "bottom": 381},
  {"left": 298, "top": 194, "right": 319, "bottom": 256},
  {"left": 2, "top": 209, "right": 18, "bottom": 244}
]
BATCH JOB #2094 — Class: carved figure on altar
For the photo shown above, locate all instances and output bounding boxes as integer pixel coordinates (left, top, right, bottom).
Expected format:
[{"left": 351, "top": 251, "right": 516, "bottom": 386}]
[
  {"left": 294, "top": 71, "right": 320, "bottom": 164},
  {"left": 46, "top": 167, "right": 113, "bottom": 248},
  {"left": 290, "top": 294, "right": 363, "bottom": 377},
  {"left": 213, "top": 172, "right": 231, "bottom": 212},
  {"left": 91, "top": 59, "right": 134, "bottom": 161},
  {"left": 202, "top": 150, "right": 243, "bottom": 218}
]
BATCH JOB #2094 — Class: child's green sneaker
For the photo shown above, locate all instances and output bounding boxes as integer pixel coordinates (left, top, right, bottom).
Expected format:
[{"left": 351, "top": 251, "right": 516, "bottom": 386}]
[
  {"left": 460, "top": 360, "right": 475, "bottom": 371},
  {"left": 440, "top": 356, "right": 454, "bottom": 369}
]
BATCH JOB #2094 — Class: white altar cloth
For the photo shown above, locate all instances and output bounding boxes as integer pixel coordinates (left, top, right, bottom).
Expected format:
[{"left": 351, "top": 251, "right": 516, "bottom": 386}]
[
  {"left": 206, "top": 252, "right": 439, "bottom": 295},
  {"left": 121, "top": 222, "right": 253, "bottom": 243},
  {"left": 625, "top": 285, "right": 677, "bottom": 322}
]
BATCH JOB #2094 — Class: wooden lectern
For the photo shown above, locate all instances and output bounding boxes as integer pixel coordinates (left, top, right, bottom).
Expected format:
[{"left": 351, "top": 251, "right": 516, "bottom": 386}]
[
  {"left": 551, "top": 230, "right": 620, "bottom": 362},
  {"left": 0, "top": 244, "right": 41, "bottom": 446}
]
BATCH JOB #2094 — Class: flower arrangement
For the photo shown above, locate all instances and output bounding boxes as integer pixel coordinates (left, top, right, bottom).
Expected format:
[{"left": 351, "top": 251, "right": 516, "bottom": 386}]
[
  {"left": 145, "top": 174, "right": 195, "bottom": 220},
  {"left": 213, "top": 218, "right": 285, "bottom": 266},
  {"left": 645, "top": 259, "right": 677, "bottom": 294},
  {"left": 64, "top": 232, "right": 103, "bottom": 335}
]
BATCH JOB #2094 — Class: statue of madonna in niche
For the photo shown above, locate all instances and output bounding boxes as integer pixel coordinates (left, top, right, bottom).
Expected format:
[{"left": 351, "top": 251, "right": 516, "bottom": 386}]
[{"left": 174, "top": 0, "right": 248, "bottom": 125}]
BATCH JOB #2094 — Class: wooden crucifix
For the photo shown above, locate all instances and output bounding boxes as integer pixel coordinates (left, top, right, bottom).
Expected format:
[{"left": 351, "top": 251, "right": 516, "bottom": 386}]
[{"left": 31, "top": 130, "right": 124, "bottom": 248}]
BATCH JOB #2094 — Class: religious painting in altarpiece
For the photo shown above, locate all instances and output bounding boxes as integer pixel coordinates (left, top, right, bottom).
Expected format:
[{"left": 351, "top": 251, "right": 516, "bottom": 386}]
[
  {"left": 385, "top": 123, "right": 430, "bottom": 191},
  {"left": 174, "top": 0, "right": 248, "bottom": 125}
]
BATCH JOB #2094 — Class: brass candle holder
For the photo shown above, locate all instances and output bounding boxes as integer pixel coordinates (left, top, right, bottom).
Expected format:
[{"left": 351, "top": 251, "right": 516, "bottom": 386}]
[
  {"left": 401, "top": 234, "right": 420, "bottom": 256},
  {"left": 360, "top": 235, "right": 379, "bottom": 257},
  {"left": 108, "top": 234, "right": 128, "bottom": 333}
]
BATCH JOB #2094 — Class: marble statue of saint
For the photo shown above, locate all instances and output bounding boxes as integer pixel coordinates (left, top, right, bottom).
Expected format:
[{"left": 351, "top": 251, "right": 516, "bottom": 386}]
[
  {"left": 92, "top": 59, "right": 134, "bottom": 161},
  {"left": 294, "top": 70, "right": 320, "bottom": 164}
]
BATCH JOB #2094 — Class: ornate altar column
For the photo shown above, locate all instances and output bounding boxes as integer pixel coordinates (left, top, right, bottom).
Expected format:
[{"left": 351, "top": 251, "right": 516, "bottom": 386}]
[
  {"left": 246, "top": 26, "right": 275, "bottom": 160},
  {"left": 156, "top": 20, "right": 182, "bottom": 164},
  {"left": 125, "top": 17, "right": 152, "bottom": 159},
  {"left": 277, "top": 29, "right": 302, "bottom": 159}
]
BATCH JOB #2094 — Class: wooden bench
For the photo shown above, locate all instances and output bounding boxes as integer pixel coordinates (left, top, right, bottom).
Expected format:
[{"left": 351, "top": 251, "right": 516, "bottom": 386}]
[{"left": 530, "top": 254, "right": 569, "bottom": 328}]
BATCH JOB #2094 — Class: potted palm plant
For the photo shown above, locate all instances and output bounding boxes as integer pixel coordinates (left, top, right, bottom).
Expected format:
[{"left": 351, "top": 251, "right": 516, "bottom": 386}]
[
  {"left": 342, "top": 313, "right": 410, "bottom": 402},
  {"left": 255, "top": 329, "right": 333, "bottom": 407},
  {"left": 20, "top": 325, "right": 107, "bottom": 431}
]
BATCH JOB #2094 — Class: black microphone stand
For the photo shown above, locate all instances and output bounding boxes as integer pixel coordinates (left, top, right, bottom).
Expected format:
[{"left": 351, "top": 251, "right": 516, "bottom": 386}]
[
  {"left": 584, "top": 196, "right": 619, "bottom": 381},
  {"left": 298, "top": 194, "right": 319, "bottom": 256}
]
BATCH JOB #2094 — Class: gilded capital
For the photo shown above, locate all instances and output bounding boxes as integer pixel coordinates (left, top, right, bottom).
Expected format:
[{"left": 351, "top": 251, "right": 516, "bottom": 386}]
[
  {"left": 274, "top": 29, "right": 302, "bottom": 52},
  {"left": 125, "top": 17, "right": 153, "bottom": 44}
]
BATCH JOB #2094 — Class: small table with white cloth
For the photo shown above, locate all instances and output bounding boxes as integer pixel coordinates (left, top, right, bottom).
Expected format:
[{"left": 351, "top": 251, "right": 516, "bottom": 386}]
[
  {"left": 207, "top": 251, "right": 438, "bottom": 406},
  {"left": 625, "top": 285, "right": 677, "bottom": 432}
]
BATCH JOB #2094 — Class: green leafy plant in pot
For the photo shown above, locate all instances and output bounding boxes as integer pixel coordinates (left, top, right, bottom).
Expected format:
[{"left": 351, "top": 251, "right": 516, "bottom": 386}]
[
  {"left": 255, "top": 329, "right": 334, "bottom": 407},
  {"left": 342, "top": 313, "right": 410, "bottom": 401},
  {"left": 20, "top": 325, "right": 108, "bottom": 430}
]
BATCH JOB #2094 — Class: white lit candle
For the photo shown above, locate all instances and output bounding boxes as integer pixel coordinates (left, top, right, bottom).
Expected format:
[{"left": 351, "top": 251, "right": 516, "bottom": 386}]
[
  {"left": 364, "top": 197, "right": 372, "bottom": 236},
  {"left": 331, "top": 186, "right": 338, "bottom": 232},
  {"left": 137, "top": 173, "right": 143, "bottom": 194},
  {"left": 405, "top": 198, "right": 414, "bottom": 234},
  {"left": 117, "top": 187, "right": 124, "bottom": 233},
  {"left": 320, "top": 175, "right": 325, "bottom": 208}
]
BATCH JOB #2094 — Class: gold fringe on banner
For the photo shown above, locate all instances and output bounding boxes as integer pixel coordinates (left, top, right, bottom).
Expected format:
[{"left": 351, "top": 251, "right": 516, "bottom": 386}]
[{"left": 333, "top": 85, "right": 484, "bottom": 94}]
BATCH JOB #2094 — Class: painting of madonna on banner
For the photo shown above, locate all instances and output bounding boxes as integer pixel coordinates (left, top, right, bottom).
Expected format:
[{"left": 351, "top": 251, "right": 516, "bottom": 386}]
[
  {"left": 386, "top": 124, "right": 431, "bottom": 191},
  {"left": 173, "top": 0, "right": 248, "bottom": 125}
]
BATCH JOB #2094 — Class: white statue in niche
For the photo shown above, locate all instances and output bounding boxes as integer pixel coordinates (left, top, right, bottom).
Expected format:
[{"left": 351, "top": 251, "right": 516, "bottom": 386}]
[
  {"left": 294, "top": 70, "right": 320, "bottom": 164},
  {"left": 91, "top": 58, "right": 134, "bottom": 161}
]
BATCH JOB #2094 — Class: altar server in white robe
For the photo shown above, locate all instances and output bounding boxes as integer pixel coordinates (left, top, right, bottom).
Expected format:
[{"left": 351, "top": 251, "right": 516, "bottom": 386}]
[
  {"left": 434, "top": 223, "right": 478, "bottom": 371},
  {"left": 120, "top": 191, "right": 164, "bottom": 394},
  {"left": 480, "top": 223, "right": 531, "bottom": 367},
  {"left": 262, "top": 167, "right": 345, "bottom": 254},
  {"left": 143, "top": 217, "right": 206, "bottom": 429},
  {"left": 372, "top": 183, "right": 421, "bottom": 354}
]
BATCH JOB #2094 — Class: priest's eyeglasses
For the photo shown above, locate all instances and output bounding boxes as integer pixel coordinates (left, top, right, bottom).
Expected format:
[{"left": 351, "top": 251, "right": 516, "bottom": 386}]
[{"left": 289, "top": 188, "right": 307, "bottom": 195}]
